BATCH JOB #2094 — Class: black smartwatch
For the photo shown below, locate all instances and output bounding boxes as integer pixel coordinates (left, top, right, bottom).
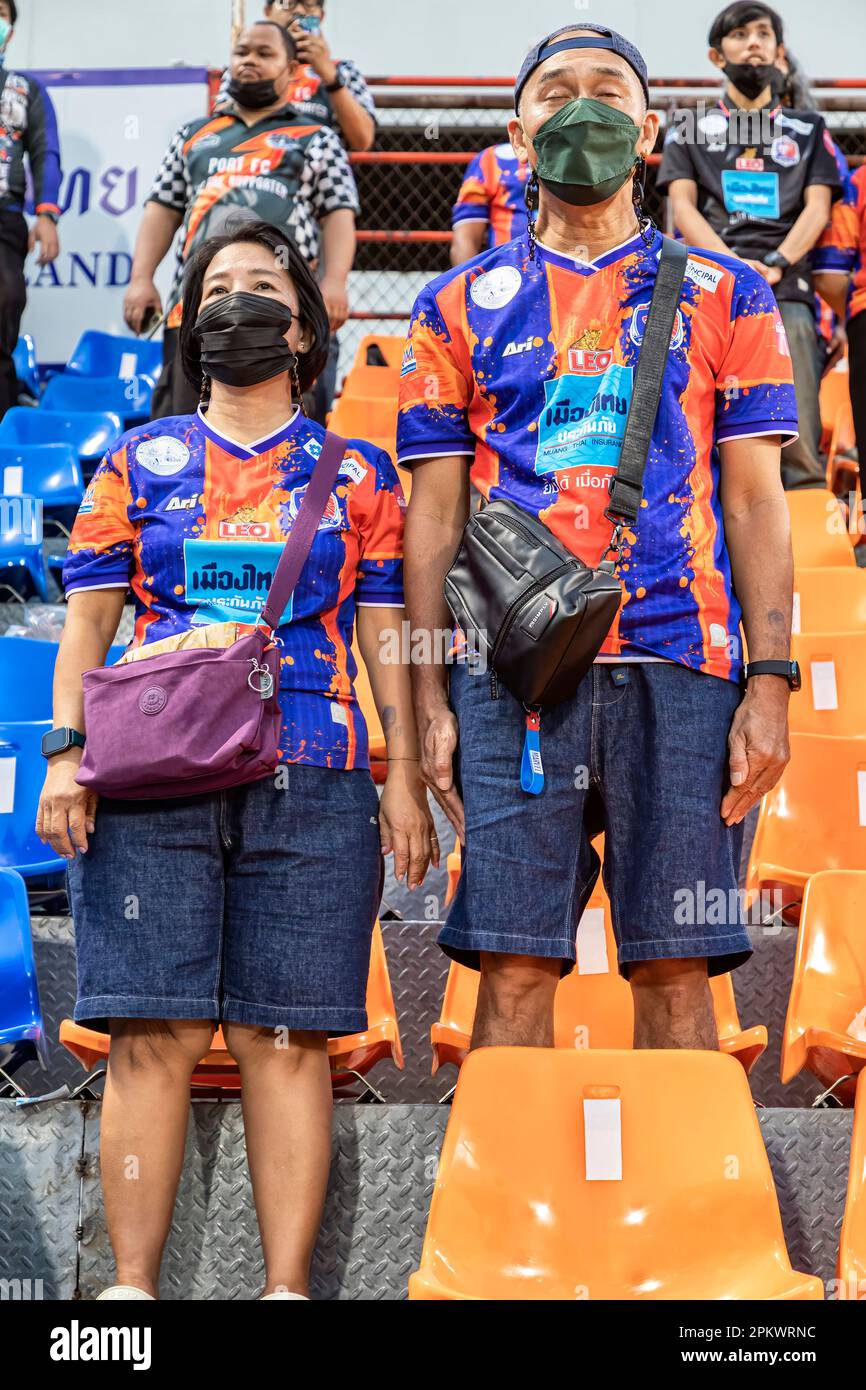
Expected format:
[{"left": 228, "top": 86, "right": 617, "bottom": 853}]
[
  {"left": 41, "top": 727, "right": 86, "bottom": 758},
  {"left": 741, "top": 659, "right": 801, "bottom": 691},
  {"left": 763, "top": 249, "right": 790, "bottom": 271},
  {"left": 324, "top": 73, "right": 344, "bottom": 93}
]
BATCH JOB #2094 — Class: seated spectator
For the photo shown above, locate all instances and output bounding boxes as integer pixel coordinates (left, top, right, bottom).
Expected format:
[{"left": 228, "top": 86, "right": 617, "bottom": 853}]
[
  {"left": 38, "top": 221, "right": 434, "bottom": 1303},
  {"left": 658, "top": 1, "right": 841, "bottom": 489},
  {"left": 124, "top": 20, "right": 357, "bottom": 422},
  {"left": 450, "top": 141, "right": 530, "bottom": 266}
]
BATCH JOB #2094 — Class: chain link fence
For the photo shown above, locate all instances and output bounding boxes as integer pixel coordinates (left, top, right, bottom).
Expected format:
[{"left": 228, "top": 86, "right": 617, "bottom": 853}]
[{"left": 339, "top": 79, "right": 866, "bottom": 381}]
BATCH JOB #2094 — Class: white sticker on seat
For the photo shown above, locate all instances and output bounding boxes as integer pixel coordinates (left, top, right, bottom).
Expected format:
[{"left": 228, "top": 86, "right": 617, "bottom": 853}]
[
  {"left": 791, "top": 591, "right": 801, "bottom": 634},
  {"left": 576, "top": 906, "right": 609, "bottom": 975},
  {"left": 118, "top": 352, "right": 137, "bottom": 379},
  {"left": 858, "top": 770, "right": 866, "bottom": 827},
  {"left": 583, "top": 1098, "right": 622, "bottom": 1181},
  {"left": 3, "top": 465, "right": 23, "bottom": 494},
  {"left": 810, "top": 660, "right": 838, "bottom": 711},
  {"left": 0, "top": 757, "right": 16, "bottom": 814}
]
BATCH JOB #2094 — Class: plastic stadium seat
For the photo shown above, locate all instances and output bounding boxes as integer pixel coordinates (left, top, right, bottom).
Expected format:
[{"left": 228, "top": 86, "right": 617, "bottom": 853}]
[
  {"left": 341, "top": 364, "right": 399, "bottom": 400},
  {"left": 786, "top": 488, "right": 856, "bottom": 569},
  {"left": 410, "top": 1047, "right": 822, "bottom": 1300},
  {"left": 746, "top": 734, "right": 866, "bottom": 919},
  {"left": 12, "top": 334, "right": 39, "bottom": 399},
  {"left": 0, "top": 867, "right": 48, "bottom": 1081},
  {"left": 0, "top": 637, "right": 62, "bottom": 876},
  {"left": 328, "top": 395, "right": 397, "bottom": 456},
  {"left": 789, "top": 632, "right": 866, "bottom": 737},
  {"left": 0, "top": 493, "right": 48, "bottom": 601},
  {"left": 431, "top": 881, "right": 766, "bottom": 1076},
  {"left": 65, "top": 329, "right": 163, "bottom": 383},
  {"left": 819, "top": 359, "right": 858, "bottom": 492},
  {"left": 781, "top": 870, "right": 866, "bottom": 1104},
  {"left": 0, "top": 443, "right": 84, "bottom": 512},
  {"left": 351, "top": 636, "right": 386, "bottom": 768},
  {"left": 793, "top": 567, "right": 866, "bottom": 635},
  {"left": 60, "top": 920, "right": 403, "bottom": 1092},
  {"left": 41, "top": 372, "right": 154, "bottom": 427},
  {"left": 0, "top": 407, "right": 122, "bottom": 470},
  {"left": 352, "top": 334, "right": 405, "bottom": 373},
  {"left": 838, "top": 1069, "right": 866, "bottom": 1298}
]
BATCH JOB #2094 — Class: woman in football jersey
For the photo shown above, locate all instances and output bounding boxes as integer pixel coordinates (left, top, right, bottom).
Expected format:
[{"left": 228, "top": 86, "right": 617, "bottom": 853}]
[{"left": 36, "top": 220, "right": 436, "bottom": 1301}]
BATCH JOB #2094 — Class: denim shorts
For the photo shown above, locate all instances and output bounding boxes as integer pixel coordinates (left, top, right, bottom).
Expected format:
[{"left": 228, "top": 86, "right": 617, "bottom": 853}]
[
  {"left": 68, "top": 765, "right": 382, "bottom": 1032},
  {"left": 442, "top": 660, "right": 750, "bottom": 978}
]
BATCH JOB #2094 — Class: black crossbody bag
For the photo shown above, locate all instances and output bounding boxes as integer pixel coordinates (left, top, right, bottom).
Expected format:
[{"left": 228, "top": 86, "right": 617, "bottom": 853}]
[{"left": 444, "top": 237, "right": 688, "bottom": 713}]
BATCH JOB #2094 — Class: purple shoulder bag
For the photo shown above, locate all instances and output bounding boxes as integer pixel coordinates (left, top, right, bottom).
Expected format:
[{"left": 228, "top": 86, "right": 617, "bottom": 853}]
[{"left": 76, "top": 431, "right": 347, "bottom": 800}]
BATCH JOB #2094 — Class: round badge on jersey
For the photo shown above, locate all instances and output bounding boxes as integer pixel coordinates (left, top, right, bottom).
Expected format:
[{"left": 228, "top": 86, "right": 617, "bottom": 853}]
[
  {"left": 136, "top": 437, "right": 191, "bottom": 477},
  {"left": 770, "top": 135, "right": 800, "bottom": 168},
  {"left": 469, "top": 265, "right": 522, "bottom": 310}
]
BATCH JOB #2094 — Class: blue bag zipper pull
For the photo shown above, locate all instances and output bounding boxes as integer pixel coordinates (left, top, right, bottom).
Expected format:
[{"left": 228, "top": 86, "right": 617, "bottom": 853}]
[{"left": 520, "top": 708, "right": 544, "bottom": 795}]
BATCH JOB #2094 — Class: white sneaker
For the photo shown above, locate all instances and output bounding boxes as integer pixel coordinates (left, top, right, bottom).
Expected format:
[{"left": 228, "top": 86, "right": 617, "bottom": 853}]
[
  {"left": 97, "top": 1285, "right": 156, "bottom": 1300},
  {"left": 260, "top": 1290, "right": 310, "bottom": 1300}
]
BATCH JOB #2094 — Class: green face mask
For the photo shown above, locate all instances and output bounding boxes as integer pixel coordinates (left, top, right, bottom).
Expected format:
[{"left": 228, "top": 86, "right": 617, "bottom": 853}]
[{"left": 532, "top": 97, "right": 641, "bottom": 206}]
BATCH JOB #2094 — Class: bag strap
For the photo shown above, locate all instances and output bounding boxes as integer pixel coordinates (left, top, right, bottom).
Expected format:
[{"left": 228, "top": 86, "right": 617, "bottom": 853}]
[
  {"left": 260, "top": 429, "right": 347, "bottom": 630},
  {"left": 605, "top": 237, "right": 688, "bottom": 528}
]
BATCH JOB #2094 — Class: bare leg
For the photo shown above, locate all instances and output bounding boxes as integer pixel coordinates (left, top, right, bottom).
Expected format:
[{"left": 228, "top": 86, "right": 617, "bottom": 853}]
[
  {"left": 223, "top": 1023, "right": 331, "bottom": 1299},
  {"left": 630, "top": 958, "right": 717, "bottom": 1049},
  {"left": 470, "top": 952, "right": 561, "bottom": 1049},
  {"left": 101, "top": 1018, "right": 216, "bottom": 1297}
]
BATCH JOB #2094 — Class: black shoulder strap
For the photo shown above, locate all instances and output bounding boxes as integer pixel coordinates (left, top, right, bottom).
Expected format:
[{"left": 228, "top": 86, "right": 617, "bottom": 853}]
[{"left": 605, "top": 237, "right": 688, "bottom": 527}]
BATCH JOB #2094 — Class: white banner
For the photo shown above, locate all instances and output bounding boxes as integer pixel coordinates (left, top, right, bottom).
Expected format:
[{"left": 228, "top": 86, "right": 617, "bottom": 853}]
[{"left": 21, "top": 67, "right": 211, "bottom": 365}]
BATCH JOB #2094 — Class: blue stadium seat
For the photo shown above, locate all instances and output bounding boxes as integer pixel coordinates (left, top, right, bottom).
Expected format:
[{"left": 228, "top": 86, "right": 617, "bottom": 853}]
[
  {"left": 0, "top": 637, "right": 124, "bottom": 879},
  {"left": 0, "top": 867, "right": 48, "bottom": 1079},
  {"left": 0, "top": 493, "right": 48, "bottom": 601},
  {"left": 0, "top": 443, "right": 84, "bottom": 511},
  {"left": 41, "top": 372, "right": 154, "bottom": 427},
  {"left": 66, "top": 329, "right": 162, "bottom": 383},
  {"left": 12, "top": 334, "right": 39, "bottom": 399},
  {"left": 0, "top": 407, "right": 122, "bottom": 470}
]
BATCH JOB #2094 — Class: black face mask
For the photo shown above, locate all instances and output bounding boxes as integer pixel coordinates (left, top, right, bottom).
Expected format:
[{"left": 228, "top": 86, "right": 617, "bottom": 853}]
[
  {"left": 723, "top": 60, "right": 780, "bottom": 101},
  {"left": 225, "top": 74, "right": 283, "bottom": 109},
  {"left": 193, "top": 291, "right": 296, "bottom": 388}
]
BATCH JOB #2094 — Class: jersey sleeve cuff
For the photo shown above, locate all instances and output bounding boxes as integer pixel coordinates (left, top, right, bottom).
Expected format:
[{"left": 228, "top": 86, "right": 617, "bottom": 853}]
[{"left": 715, "top": 422, "right": 799, "bottom": 447}]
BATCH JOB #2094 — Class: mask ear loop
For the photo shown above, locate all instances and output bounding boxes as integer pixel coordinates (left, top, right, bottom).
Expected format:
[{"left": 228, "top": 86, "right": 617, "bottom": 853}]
[
  {"left": 525, "top": 169, "right": 540, "bottom": 262},
  {"left": 632, "top": 158, "right": 655, "bottom": 249},
  {"left": 199, "top": 372, "right": 211, "bottom": 412}
]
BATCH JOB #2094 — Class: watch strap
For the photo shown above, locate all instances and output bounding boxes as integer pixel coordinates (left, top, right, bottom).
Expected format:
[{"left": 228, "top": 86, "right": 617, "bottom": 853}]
[
  {"left": 324, "top": 74, "right": 344, "bottom": 92},
  {"left": 742, "top": 659, "right": 799, "bottom": 688}
]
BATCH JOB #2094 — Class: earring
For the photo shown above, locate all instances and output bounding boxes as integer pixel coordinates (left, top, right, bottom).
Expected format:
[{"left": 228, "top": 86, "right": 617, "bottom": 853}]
[
  {"left": 291, "top": 358, "right": 304, "bottom": 412},
  {"left": 199, "top": 373, "right": 211, "bottom": 409},
  {"left": 632, "top": 159, "right": 654, "bottom": 249}
]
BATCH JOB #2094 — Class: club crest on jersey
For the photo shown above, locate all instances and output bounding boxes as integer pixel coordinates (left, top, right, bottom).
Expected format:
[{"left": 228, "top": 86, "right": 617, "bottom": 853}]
[
  {"left": 628, "top": 304, "right": 685, "bottom": 350},
  {"left": 469, "top": 265, "right": 522, "bottom": 310},
  {"left": 267, "top": 131, "right": 299, "bottom": 151},
  {"left": 288, "top": 485, "right": 343, "bottom": 530},
  {"left": 770, "top": 135, "right": 800, "bottom": 168},
  {"left": 136, "top": 437, "right": 191, "bottom": 477}
]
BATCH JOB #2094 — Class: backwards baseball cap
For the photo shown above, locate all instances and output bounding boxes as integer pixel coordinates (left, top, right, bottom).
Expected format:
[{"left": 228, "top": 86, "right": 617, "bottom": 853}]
[
  {"left": 708, "top": 2, "right": 784, "bottom": 50},
  {"left": 514, "top": 23, "right": 650, "bottom": 112}
]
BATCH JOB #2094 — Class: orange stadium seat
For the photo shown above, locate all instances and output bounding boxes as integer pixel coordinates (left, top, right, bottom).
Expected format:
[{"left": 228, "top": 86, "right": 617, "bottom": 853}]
[
  {"left": 792, "top": 567, "right": 866, "bottom": 635},
  {"left": 410, "top": 1047, "right": 823, "bottom": 1300},
  {"left": 781, "top": 870, "right": 866, "bottom": 1104},
  {"left": 352, "top": 334, "right": 405, "bottom": 373},
  {"left": 789, "top": 633, "right": 866, "bottom": 737},
  {"left": 341, "top": 364, "right": 399, "bottom": 399},
  {"left": 432, "top": 871, "right": 766, "bottom": 1075},
  {"left": 59, "top": 921, "right": 402, "bottom": 1094},
  {"left": 786, "top": 489, "right": 857, "bottom": 569},
  {"left": 746, "top": 734, "right": 866, "bottom": 920},
  {"left": 351, "top": 635, "right": 387, "bottom": 778},
  {"left": 819, "top": 360, "right": 858, "bottom": 493},
  {"left": 838, "top": 1069, "right": 866, "bottom": 1299},
  {"left": 327, "top": 395, "right": 409, "bottom": 498}
]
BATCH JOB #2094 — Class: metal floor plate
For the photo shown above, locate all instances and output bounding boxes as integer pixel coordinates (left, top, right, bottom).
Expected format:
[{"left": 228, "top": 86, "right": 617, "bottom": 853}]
[{"left": 0, "top": 1101, "right": 854, "bottom": 1300}]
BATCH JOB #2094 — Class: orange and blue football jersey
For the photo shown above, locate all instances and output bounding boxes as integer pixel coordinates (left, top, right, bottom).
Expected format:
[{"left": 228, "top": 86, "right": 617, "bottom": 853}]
[
  {"left": 397, "top": 228, "right": 797, "bottom": 683},
  {"left": 63, "top": 411, "right": 405, "bottom": 769},
  {"left": 816, "top": 164, "right": 866, "bottom": 321},
  {"left": 452, "top": 143, "right": 530, "bottom": 248}
]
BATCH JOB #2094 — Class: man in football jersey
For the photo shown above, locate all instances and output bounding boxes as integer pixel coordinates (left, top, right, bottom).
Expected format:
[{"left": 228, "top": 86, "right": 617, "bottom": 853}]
[
  {"left": 659, "top": 2, "right": 841, "bottom": 488},
  {"left": 398, "top": 23, "right": 800, "bottom": 1052},
  {"left": 450, "top": 142, "right": 530, "bottom": 266},
  {"left": 265, "top": 0, "right": 376, "bottom": 151},
  {"left": 124, "top": 20, "right": 358, "bottom": 419}
]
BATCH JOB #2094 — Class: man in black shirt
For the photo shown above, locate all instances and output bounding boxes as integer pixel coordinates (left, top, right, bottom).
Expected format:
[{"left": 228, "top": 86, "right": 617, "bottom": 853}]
[{"left": 658, "top": 2, "right": 840, "bottom": 488}]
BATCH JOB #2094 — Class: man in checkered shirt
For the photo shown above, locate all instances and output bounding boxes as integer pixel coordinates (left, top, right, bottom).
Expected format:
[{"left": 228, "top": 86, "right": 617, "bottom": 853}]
[{"left": 124, "top": 20, "right": 358, "bottom": 418}]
